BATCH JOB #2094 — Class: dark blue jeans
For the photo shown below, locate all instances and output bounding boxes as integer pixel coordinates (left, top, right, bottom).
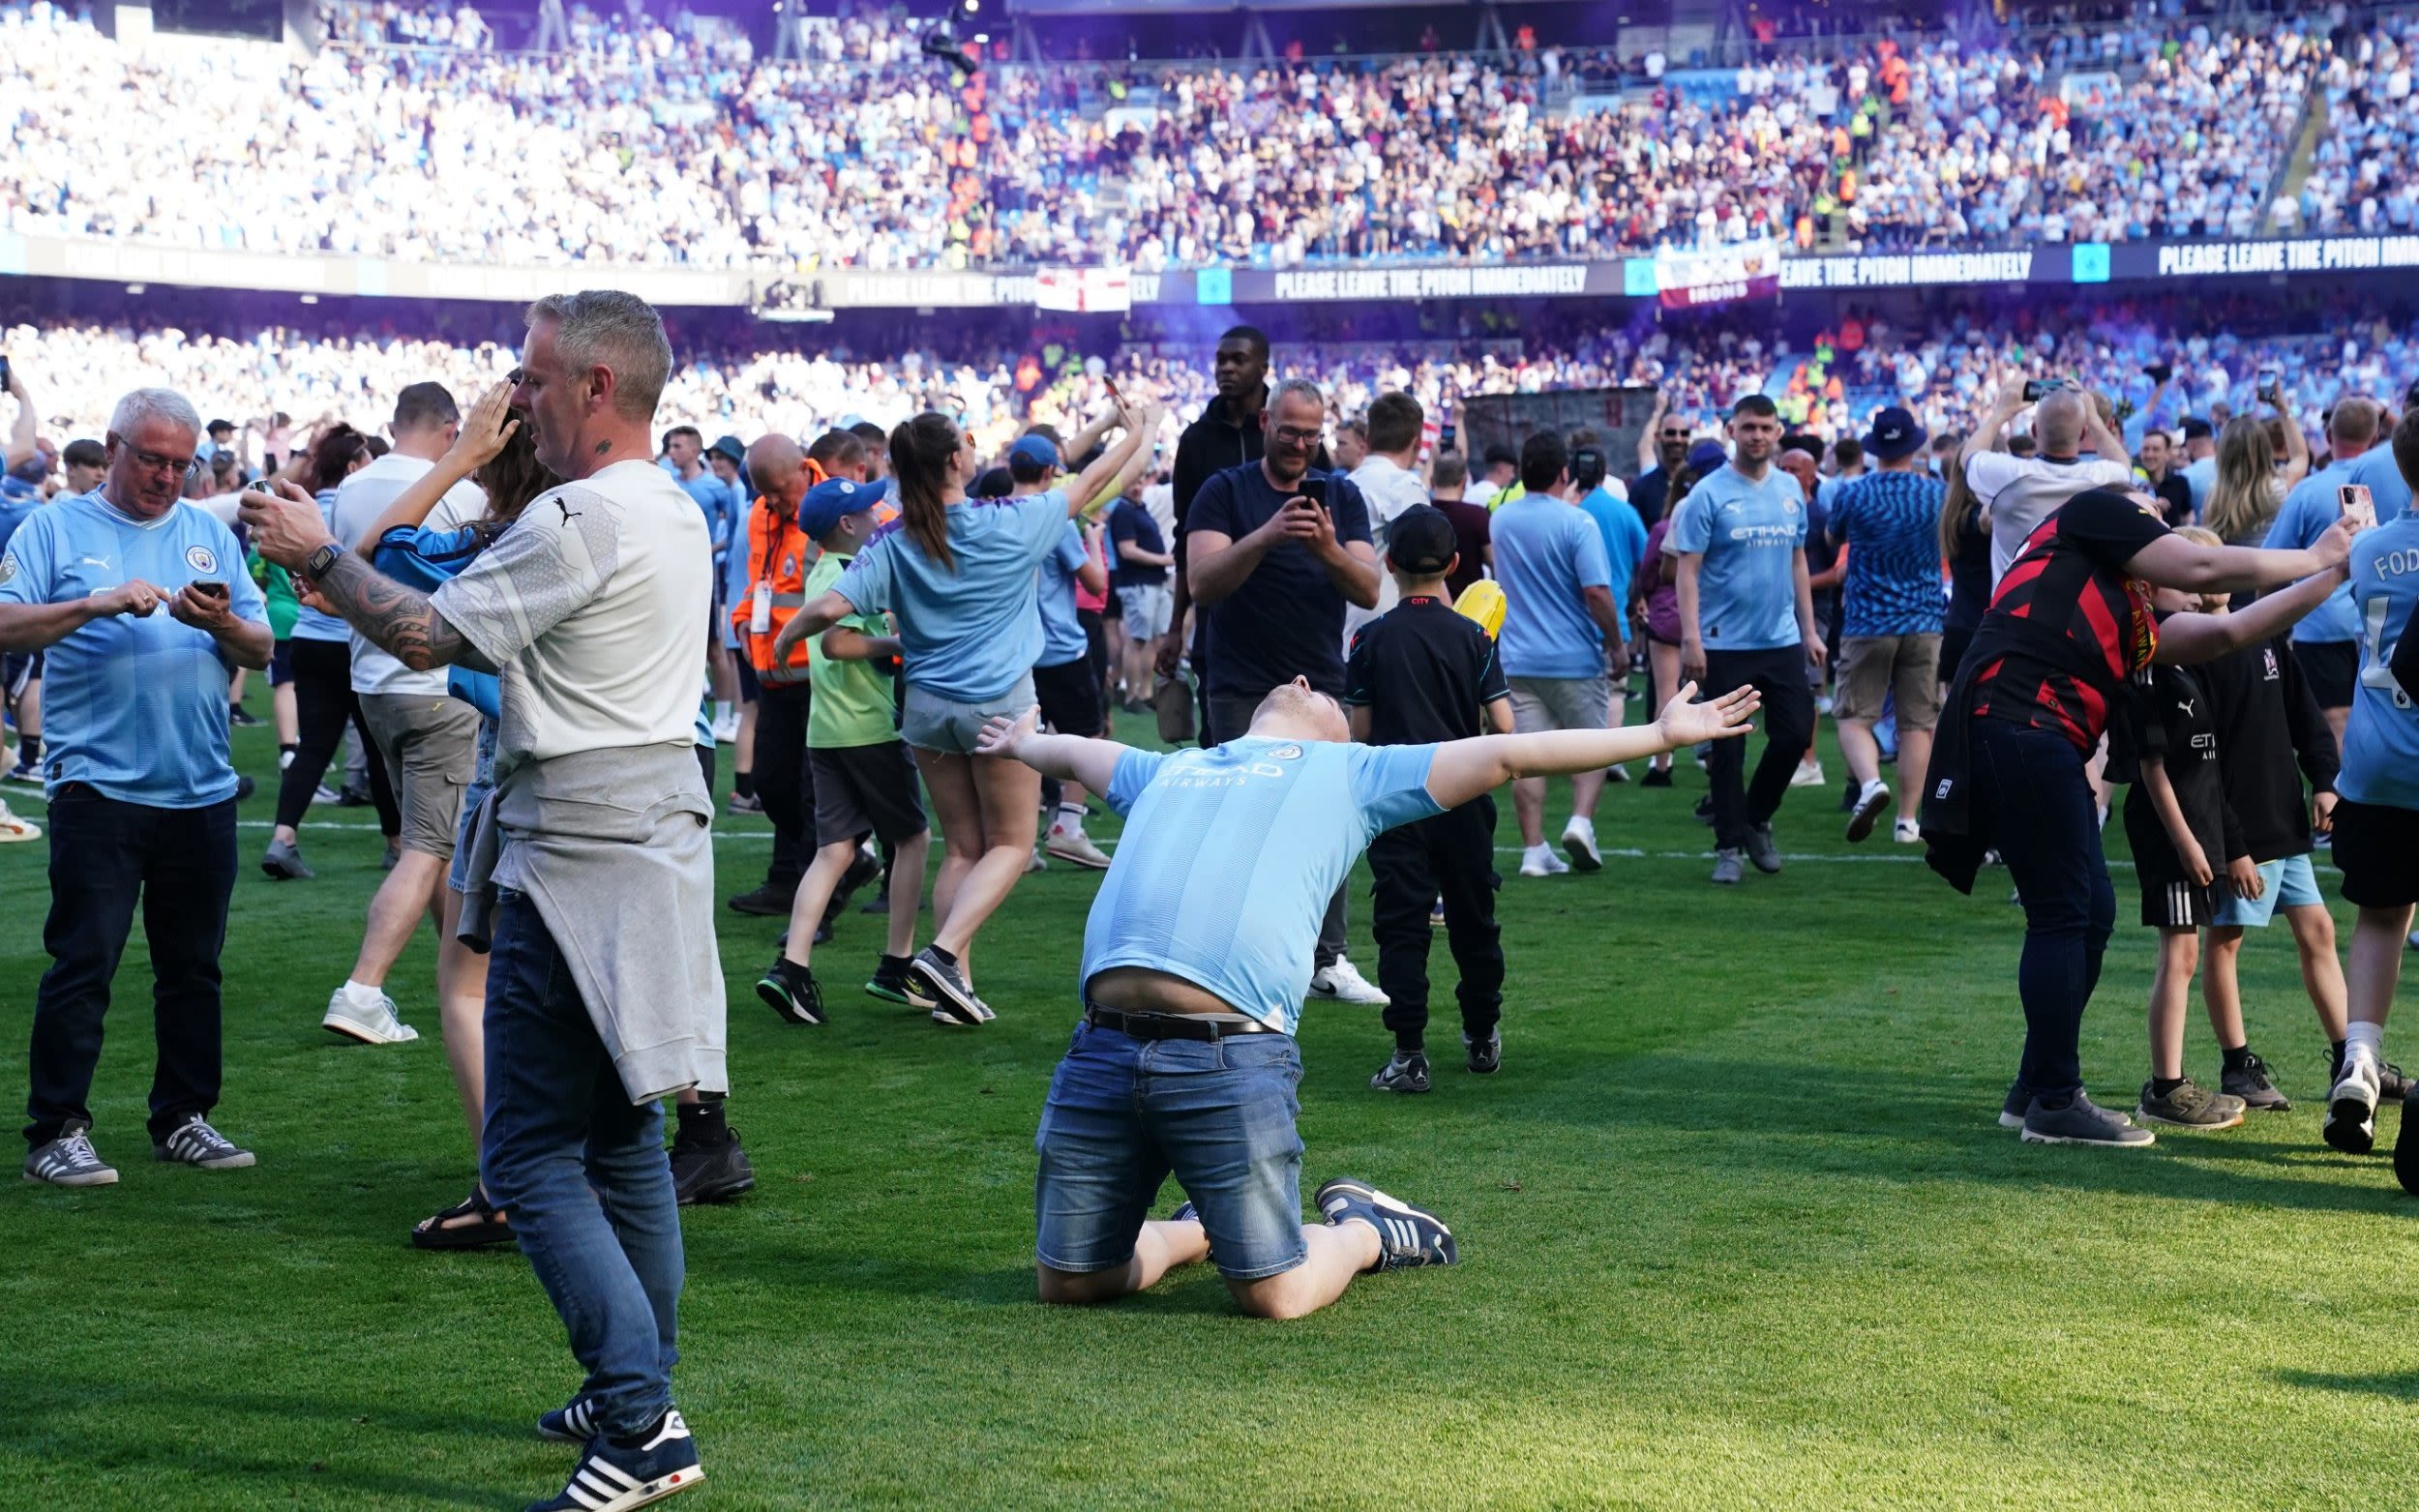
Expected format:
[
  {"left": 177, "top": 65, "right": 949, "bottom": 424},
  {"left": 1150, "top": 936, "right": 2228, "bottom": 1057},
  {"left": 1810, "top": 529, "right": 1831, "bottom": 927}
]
[
  {"left": 25, "top": 786, "right": 236, "bottom": 1147},
  {"left": 1968, "top": 718, "right": 2115, "bottom": 1099},
  {"left": 480, "top": 891, "right": 682, "bottom": 1438}
]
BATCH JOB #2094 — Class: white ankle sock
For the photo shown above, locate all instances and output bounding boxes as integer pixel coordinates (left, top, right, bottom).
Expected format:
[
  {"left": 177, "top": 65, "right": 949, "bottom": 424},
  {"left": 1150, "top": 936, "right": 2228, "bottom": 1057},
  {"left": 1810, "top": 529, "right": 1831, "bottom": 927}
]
[
  {"left": 2347, "top": 1022, "right": 2385, "bottom": 1062},
  {"left": 342, "top": 979, "right": 384, "bottom": 1004}
]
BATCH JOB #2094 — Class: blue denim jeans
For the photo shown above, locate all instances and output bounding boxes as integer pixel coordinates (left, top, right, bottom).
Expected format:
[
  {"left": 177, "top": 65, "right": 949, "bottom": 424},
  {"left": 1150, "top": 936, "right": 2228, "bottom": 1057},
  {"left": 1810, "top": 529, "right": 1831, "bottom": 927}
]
[
  {"left": 1034, "top": 1020, "right": 1307, "bottom": 1282},
  {"left": 1969, "top": 718, "right": 2116, "bottom": 1099},
  {"left": 480, "top": 890, "right": 682, "bottom": 1437}
]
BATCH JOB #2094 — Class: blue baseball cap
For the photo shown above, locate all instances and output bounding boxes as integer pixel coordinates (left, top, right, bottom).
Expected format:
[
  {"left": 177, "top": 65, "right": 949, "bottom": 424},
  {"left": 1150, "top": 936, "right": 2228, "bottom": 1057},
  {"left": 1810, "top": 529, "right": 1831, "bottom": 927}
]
[
  {"left": 1684, "top": 439, "right": 1730, "bottom": 476},
  {"left": 797, "top": 477, "right": 875, "bottom": 540},
  {"left": 1008, "top": 434, "right": 1060, "bottom": 469}
]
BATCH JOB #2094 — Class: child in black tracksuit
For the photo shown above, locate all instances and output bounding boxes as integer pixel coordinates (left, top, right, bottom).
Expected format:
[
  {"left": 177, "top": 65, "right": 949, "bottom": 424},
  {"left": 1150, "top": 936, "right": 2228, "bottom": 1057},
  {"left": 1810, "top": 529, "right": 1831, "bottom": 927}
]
[
  {"left": 2110, "top": 596, "right": 2249, "bottom": 1133},
  {"left": 1343, "top": 505, "right": 1512, "bottom": 1095}
]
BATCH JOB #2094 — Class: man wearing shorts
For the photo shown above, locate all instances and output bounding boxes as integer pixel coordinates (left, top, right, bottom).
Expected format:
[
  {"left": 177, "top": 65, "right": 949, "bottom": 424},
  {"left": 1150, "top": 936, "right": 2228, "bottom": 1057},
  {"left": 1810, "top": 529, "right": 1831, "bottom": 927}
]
[
  {"left": 2265, "top": 399, "right": 2383, "bottom": 755},
  {"left": 324, "top": 382, "right": 487, "bottom": 1046},
  {"left": 1672, "top": 396, "right": 1823, "bottom": 885},
  {"left": 1488, "top": 429, "right": 1622, "bottom": 876},
  {"left": 2323, "top": 411, "right": 2419, "bottom": 1173},
  {"left": 988, "top": 673, "right": 1761, "bottom": 1318},
  {"left": 1109, "top": 483, "right": 1173, "bottom": 712},
  {"left": 1016, "top": 435, "right": 1116, "bottom": 869},
  {"left": 758, "top": 478, "right": 936, "bottom": 1025},
  {"left": 1826, "top": 407, "right": 1946, "bottom": 845}
]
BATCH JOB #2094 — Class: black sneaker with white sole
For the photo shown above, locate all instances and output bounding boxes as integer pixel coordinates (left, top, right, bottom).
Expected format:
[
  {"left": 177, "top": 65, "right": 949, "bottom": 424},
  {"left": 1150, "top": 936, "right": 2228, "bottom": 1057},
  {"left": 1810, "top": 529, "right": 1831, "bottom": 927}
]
[
  {"left": 865, "top": 955, "right": 938, "bottom": 1010},
  {"left": 669, "top": 1131, "right": 754, "bottom": 1206},
  {"left": 1369, "top": 1051, "right": 1431, "bottom": 1093},
  {"left": 24, "top": 1120, "right": 118, "bottom": 1187},
  {"left": 2135, "top": 1078, "right": 2245, "bottom": 1131},
  {"left": 754, "top": 959, "right": 826, "bottom": 1026},
  {"left": 152, "top": 1115, "right": 255, "bottom": 1170},
  {"left": 1315, "top": 1177, "right": 1457, "bottom": 1269},
  {"left": 908, "top": 947, "right": 987, "bottom": 1026},
  {"left": 526, "top": 1408, "right": 702, "bottom": 1511}
]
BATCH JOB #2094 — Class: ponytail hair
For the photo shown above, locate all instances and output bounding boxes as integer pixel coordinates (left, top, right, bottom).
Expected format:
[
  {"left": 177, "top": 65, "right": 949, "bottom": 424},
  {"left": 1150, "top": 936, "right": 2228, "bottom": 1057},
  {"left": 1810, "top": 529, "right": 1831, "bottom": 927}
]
[
  {"left": 1936, "top": 447, "right": 1976, "bottom": 562},
  {"left": 310, "top": 424, "right": 373, "bottom": 493},
  {"left": 888, "top": 411, "right": 962, "bottom": 572}
]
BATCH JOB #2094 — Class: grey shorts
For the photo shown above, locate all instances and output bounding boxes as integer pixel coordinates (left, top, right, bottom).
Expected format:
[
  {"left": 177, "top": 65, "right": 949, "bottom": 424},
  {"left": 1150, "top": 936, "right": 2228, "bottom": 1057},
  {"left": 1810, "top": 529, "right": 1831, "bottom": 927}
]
[
  {"left": 1118, "top": 581, "right": 1173, "bottom": 641},
  {"left": 901, "top": 674, "right": 1036, "bottom": 756},
  {"left": 810, "top": 740, "right": 928, "bottom": 848},
  {"left": 358, "top": 692, "right": 480, "bottom": 861},
  {"left": 1508, "top": 673, "right": 1612, "bottom": 735}
]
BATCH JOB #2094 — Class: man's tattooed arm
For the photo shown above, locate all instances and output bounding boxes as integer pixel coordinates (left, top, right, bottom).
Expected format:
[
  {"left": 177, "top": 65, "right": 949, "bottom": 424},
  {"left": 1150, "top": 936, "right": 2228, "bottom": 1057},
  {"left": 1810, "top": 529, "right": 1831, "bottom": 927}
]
[{"left": 312, "top": 550, "right": 500, "bottom": 674}]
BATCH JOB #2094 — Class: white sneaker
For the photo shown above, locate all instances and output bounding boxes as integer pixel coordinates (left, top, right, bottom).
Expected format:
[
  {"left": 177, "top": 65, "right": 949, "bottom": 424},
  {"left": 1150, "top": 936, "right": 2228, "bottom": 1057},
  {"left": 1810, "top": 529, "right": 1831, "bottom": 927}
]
[
  {"left": 1790, "top": 758, "right": 1827, "bottom": 789},
  {"left": 322, "top": 986, "right": 418, "bottom": 1045},
  {"left": 1844, "top": 779, "right": 1891, "bottom": 844},
  {"left": 710, "top": 711, "right": 740, "bottom": 744},
  {"left": 1309, "top": 957, "right": 1389, "bottom": 1007},
  {"left": 1025, "top": 848, "right": 1049, "bottom": 874},
  {"left": 0, "top": 799, "right": 39, "bottom": 843},
  {"left": 1560, "top": 815, "right": 1603, "bottom": 872},
  {"left": 2325, "top": 1051, "right": 2384, "bottom": 1155},
  {"left": 1893, "top": 817, "right": 1923, "bottom": 845},
  {"left": 1044, "top": 826, "right": 1113, "bottom": 870},
  {"left": 1518, "top": 844, "right": 1569, "bottom": 877}
]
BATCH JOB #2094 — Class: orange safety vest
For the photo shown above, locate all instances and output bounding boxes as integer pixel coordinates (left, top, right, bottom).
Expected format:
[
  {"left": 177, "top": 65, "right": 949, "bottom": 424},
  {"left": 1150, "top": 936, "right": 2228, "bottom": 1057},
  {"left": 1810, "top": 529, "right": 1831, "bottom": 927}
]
[{"left": 731, "top": 463, "right": 826, "bottom": 686}]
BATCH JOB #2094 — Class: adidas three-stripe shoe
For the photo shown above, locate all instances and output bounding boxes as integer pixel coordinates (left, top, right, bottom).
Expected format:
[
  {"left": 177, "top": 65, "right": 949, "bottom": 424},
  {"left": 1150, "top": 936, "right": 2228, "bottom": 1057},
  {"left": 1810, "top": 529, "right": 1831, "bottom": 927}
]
[
  {"left": 1314, "top": 1177, "right": 1457, "bottom": 1270},
  {"left": 538, "top": 1395, "right": 602, "bottom": 1443},
  {"left": 153, "top": 1115, "right": 255, "bottom": 1170},
  {"left": 526, "top": 1408, "right": 702, "bottom": 1511},
  {"left": 25, "top": 1120, "right": 118, "bottom": 1187}
]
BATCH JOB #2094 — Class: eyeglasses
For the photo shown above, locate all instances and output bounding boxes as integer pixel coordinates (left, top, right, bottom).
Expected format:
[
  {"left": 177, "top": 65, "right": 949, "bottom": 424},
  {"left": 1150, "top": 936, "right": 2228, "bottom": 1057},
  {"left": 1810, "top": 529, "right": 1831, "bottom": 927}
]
[
  {"left": 1271, "top": 426, "right": 1323, "bottom": 447},
  {"left": 109, "top": 434, "right": 201, "bottom": 480},
  {"left": 1659, "top": 428, "right": 1690, "bottom": 439}
]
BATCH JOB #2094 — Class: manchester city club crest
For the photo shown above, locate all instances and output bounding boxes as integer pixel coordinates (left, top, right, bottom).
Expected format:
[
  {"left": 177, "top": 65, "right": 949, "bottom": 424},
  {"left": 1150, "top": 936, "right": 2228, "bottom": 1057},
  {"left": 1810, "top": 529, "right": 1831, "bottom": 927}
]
[
  {"left": 1268, "top": 744, "right": 1303, "bottom": 760},
  {"left": 184, "top": 544, "right": 218, "bottom": 575}
]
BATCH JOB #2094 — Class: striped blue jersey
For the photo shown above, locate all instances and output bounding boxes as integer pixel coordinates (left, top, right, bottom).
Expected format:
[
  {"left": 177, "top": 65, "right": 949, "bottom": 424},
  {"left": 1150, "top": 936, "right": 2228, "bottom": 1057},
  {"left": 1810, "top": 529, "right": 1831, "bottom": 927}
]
[
  {"left": 2341, "top": 511, "right": 2419, "bottom": 811},
  {"left": 1082, "top": 736, "right": 1444, "bottom": 1031}
]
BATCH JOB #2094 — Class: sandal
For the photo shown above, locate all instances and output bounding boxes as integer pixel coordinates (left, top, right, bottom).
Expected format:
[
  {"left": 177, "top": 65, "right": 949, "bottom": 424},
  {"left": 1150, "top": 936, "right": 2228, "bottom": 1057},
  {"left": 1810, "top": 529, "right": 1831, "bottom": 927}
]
[{"left": 410, "top": 1184, "right": 515, "bottom": 1251}]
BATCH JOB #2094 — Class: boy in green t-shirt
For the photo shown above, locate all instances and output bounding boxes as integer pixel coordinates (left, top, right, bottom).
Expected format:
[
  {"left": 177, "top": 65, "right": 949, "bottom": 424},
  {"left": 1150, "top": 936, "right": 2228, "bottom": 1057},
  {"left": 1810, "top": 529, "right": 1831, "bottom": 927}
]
[{"left": 759, "top": 480, "right": 935, "bottom": 1026}]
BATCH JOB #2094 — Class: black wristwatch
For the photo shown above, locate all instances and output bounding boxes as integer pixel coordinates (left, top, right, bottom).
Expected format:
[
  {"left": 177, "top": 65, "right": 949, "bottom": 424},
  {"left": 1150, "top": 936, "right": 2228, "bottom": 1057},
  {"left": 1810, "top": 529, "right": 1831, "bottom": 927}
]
[{"left": 303, "top": 542, "right": 343, "bottom": 581}]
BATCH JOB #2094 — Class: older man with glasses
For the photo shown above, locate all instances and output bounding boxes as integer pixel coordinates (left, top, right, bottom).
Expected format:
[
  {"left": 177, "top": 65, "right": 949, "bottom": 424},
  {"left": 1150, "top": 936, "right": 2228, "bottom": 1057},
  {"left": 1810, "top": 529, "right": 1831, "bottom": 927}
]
[{"left": 0, "top": 388, "right": 273, "bottom": 1187}]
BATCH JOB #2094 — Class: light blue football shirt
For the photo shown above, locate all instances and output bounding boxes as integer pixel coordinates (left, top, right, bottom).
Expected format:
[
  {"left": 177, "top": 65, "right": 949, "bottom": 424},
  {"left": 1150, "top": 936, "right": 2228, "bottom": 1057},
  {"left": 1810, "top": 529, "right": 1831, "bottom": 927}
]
[
  {"left": 1576, "top": 486, "right": 1648, "bottom": 637},
  {"left": 1035, "top": 519, "right": 1090, "bottom": 669},
  {"left": 1082, "top": 736, "right": 1444, "bottom": 1032},
  {"left": 2340, "top": 508, "right": 2419, "bottom": 811},
  {"left": 1491, "top": 492, "right": 1613, "bottom": 679},
  {"left": 0, "top": 490, "right": 268, "bottom": 806},
  {"left": 836, "top": 490, "right": 1068, "bottom": 701},
  {"left": 2266, "top": 459, "right": 2365, "bottom": 645},
  {"left": 288, "top": 487, "right": 352, "bottom": 642},
  {"left": 1667, "top": 464, "right": 1808, "bottom": 651}
]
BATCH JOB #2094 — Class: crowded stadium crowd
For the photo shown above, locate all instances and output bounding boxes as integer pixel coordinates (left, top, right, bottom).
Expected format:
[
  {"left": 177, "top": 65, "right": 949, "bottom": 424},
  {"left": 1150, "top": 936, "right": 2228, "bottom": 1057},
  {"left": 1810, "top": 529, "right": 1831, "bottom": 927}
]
[
  {"left": 7, "top": 290, "right": 2419, "bottom": 467},
  {"left": 5, "top": 0, "right": 2416, "bottom": 268}
]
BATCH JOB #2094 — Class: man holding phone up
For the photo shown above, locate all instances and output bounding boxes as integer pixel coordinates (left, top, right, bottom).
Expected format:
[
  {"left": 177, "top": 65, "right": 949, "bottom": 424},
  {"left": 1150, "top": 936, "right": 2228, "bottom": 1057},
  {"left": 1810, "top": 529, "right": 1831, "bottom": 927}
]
[
  {"left": 0, "top": 388, "right": 272, "bottom": 1187},
  {"left": 2266, "top": 399, "right": 2386, "bottom": 753},
  {"left": 1184, "top": 377, "right": 1389, "bottom": 1007}
]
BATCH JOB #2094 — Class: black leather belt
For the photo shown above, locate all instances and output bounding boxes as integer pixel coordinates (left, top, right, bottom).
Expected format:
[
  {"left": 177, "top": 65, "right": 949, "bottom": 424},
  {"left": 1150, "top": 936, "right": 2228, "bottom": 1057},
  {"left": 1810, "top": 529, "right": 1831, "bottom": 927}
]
[{"left": 1084, "top": 1004, "right": 1276, "bottom": 1041}]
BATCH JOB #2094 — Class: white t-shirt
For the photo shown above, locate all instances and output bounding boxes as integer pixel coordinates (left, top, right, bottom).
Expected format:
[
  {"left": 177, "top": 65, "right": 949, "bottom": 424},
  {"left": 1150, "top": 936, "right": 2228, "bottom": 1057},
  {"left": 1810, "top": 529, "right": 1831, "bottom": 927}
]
[
  {"left": 1345, "top": 454, "right": 1437, "bottom": 642},
  {"left": 333, "top": 452, "right": 488, "bottom": 696},
  {"left": 432, "top": 460, "right": 711, "bottom": 781},
  {"left": 1966, "top": 450, "right": 2135, "bottom": 586}
]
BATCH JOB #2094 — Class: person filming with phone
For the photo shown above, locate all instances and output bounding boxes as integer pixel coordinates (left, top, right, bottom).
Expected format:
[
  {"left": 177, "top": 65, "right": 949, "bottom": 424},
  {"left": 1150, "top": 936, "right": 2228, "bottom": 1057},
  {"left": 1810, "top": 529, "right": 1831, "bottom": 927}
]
[
  {"left": 0, "top": 388, "right": 273, "bottom": 1187},
  {"left": 1962, "top": 378, "right": 2136, "bottom": 589},
  {"left": 1183, "top": 376, "right": 1389, "bottom": 1007}
]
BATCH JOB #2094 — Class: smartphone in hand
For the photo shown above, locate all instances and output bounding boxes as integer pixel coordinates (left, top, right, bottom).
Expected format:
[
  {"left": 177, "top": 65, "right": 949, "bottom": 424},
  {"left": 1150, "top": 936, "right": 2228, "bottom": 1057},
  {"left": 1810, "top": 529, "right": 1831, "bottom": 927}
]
[
  {"left": 2021, "top": 378, "right": 2056, "bottom": 403},
  {"left": 2340, "top": 484, "right": 2376, "bottom": 532},
  {"left": 1298, "top": 474, "right": 1329, "bottom": 510},
  {"left": 2144, "top": 362, "right": 2173, "bottom": 385},
  {"left": 2257, "top": 368, "right": 2282, "bottom": 403}
]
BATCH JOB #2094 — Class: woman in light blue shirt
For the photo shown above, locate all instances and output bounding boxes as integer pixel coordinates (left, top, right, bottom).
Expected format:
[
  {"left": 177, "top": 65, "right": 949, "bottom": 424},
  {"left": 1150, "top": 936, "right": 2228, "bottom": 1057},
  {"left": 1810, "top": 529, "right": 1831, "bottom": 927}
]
[{"left": 784, "top": 401, "right": 1160, "bottom": 1023}]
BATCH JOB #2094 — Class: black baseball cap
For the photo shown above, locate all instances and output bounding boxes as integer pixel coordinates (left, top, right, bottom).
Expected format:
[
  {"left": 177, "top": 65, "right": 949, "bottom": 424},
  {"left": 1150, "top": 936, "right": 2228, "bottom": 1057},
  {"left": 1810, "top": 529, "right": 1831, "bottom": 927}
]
[{"left": 1386, "top": 504, "right": 1458, "bottom": 576}]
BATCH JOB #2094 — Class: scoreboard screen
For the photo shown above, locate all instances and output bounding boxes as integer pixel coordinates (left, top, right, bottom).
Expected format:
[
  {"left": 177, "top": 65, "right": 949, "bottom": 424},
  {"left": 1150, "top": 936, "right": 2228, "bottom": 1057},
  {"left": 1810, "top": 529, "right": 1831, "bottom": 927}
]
[{"left": 151, "top": 0, "right": 285, "bottom": 43}]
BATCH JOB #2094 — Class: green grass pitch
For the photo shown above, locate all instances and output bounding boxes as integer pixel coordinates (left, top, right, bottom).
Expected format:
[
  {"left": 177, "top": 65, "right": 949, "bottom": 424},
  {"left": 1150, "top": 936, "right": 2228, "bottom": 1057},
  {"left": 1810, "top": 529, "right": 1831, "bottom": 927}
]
[{"left": 3, "top": 717, "right": 2415, "bottom": 1509}]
